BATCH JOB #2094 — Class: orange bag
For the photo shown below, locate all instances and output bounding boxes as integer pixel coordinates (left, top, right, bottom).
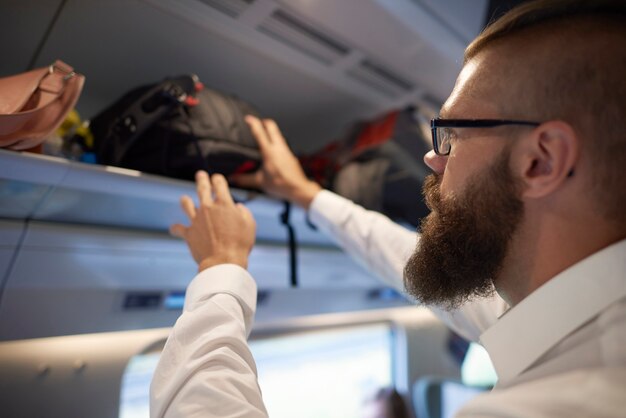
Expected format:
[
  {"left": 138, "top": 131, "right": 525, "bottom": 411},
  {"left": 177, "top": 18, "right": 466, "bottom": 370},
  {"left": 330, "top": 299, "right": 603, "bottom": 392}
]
[{"left": 0, "top": 60, "right": 85, "bottom": 151}]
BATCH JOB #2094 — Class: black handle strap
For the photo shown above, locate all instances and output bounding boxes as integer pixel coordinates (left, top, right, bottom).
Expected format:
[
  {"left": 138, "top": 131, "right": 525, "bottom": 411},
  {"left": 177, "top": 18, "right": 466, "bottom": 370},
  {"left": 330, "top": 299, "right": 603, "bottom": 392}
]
[
  {"left": 280, "top": 201, "right": 298, "bottom": 287},
  {"left": 108, "top": 75, "right": 198, "bottom": 165}
]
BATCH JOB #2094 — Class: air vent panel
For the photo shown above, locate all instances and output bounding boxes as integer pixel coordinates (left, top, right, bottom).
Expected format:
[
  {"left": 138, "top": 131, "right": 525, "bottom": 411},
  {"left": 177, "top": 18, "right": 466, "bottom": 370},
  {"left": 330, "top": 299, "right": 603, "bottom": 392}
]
[
  {"left": 347, "top": 60, "right": 414, "bottom": 98},
  {"left": 199, "top": 0, "right": 254, "bottom": 18},
  {"left": 258, "top": 10, "right": 350, "bottom": 65}
]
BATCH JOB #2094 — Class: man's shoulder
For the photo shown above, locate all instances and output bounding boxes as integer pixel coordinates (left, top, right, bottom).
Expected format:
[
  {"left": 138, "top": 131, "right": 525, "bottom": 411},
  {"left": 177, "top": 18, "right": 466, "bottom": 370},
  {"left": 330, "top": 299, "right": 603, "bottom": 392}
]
[{"left": 456, "top": 367, "right": 626, "bottom": 418}]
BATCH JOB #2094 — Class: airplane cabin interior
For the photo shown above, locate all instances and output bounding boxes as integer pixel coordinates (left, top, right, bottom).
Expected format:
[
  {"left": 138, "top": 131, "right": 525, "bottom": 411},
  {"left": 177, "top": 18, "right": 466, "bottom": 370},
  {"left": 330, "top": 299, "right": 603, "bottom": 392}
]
[{"left": 0, "top": 1, "right": 529, "bottom": 417}]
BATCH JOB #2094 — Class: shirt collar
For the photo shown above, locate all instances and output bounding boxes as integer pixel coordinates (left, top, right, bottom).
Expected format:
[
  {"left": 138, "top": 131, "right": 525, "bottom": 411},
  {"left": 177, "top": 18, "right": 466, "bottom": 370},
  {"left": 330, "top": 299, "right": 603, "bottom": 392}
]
[{"left": 480, "top": 238, "right": 626, "bottom": 385}]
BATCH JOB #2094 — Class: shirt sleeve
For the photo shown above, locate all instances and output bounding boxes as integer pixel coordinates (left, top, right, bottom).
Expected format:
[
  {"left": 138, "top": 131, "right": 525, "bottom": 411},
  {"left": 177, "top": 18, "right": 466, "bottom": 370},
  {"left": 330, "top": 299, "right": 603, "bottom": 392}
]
[
  {"left": 308, "top": 190, "right": 508, "bottom": 342},
  {"left": 150, "top": 264, "right": 268, "bottom": 418},
  {"left": 308, "top": 190, "right": 416, "bottom": 291}
]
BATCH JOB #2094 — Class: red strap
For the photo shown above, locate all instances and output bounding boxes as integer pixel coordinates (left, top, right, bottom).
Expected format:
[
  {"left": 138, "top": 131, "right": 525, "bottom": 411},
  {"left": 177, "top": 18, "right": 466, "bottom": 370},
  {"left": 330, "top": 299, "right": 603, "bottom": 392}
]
[
  {"left": 354, "top": 110, "right": 399, "bottom": 151},
  {"left": 184, "top": 96, "right": 200, "bottom": 107},
  {"left": 232, "top": 160, "right": 257, "bottom": 174}
]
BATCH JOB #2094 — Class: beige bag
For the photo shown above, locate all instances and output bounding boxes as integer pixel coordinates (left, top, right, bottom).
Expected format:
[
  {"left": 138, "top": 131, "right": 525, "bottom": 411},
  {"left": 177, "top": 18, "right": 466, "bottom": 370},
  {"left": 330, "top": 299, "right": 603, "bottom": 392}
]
[{"left": 0, "top": 60, "right": 85, "bottom": 151}]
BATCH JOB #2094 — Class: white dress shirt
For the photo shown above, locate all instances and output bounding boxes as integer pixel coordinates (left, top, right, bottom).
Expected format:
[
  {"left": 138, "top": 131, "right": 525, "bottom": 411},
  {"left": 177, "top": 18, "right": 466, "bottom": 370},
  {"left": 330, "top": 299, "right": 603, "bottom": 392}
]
[
  {"left": 150, "top": 190, "right": 626, "bottom": 417},
  {"left": 460, "top": 239, "right": 626, "bottom": 417},
  {"left": 150, "top": 264, "right": 268, "bottom": 418}
]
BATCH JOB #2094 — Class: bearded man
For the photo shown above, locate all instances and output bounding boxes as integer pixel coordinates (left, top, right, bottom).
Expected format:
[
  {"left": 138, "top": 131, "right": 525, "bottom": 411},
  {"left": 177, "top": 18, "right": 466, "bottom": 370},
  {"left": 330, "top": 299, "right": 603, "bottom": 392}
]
[{"left": 151, "top": 0, "right": 626, "bottom": 416}]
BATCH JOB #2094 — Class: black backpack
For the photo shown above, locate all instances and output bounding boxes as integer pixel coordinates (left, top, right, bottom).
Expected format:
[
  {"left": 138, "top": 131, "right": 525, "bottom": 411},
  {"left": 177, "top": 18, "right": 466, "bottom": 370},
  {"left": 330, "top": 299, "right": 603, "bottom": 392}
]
[
  {"left": 91, "top": 77, "right": 304, "bottom": 285},
  {"left": 91, "top": 74, "right": 262, "bottom": 179}
]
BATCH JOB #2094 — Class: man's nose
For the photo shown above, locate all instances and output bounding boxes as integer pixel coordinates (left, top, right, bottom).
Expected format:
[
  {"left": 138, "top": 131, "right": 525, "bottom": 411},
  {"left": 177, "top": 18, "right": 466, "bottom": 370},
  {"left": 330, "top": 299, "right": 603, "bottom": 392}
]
[{"left": 423, "top": 150, "right": 447, "bottom": 174}]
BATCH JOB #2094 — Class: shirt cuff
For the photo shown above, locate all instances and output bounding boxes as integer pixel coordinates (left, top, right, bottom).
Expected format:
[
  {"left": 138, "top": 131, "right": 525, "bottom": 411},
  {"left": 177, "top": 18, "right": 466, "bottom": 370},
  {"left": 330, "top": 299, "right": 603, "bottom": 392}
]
[{"left": 184, "top": 264, "right": 258, "bottom": 333}]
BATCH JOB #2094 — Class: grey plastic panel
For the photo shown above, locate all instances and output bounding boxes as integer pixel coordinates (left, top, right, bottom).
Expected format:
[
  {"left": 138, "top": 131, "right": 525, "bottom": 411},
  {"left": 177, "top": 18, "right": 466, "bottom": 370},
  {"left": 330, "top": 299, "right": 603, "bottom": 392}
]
[
  {"left": 0, "top": 0, "right": 64, "bottom": 75},
  {"left": 0, "top": 222, "right": 196, "bottom": 339},
  {"left": 0, "top": 287, "right": 181, "bottom": 341},
  {"left": 0, "top": 328, "right": 169, "bottom": 418},
  {"left": 297, "top": 246, "right": 380, "bottom": 288},
  {"left": 0, "top": 149, "right": 335, "bottom": 244},
  {"left": 0, "top": 180, "right": 52, "bottom": 219},
  {"left": 10, "top": 222, "right": 196, "bottom": 288},
  {"left": 0, "top": 250, "right": 16, "bottom": 281},
  {"left": 0, "top": 220, "right": 384, "bottom": 340},
  {"left": 414, "top": 0, "right": 488, "bottom": 43},
  {"left": 0, "top": 220, "right": 25, "bottom": 285},
  {"left": 249, "top": 243, "right": 383, "bottom": 289},
  {"left": 255, "top": 288, "right": 411, "bottom": 323},
  {"left": 0, "top": 220, "right": 24, "bottom": 246},
  {"left": 0, "top": 151, "right": 68, "bottom": 219}
]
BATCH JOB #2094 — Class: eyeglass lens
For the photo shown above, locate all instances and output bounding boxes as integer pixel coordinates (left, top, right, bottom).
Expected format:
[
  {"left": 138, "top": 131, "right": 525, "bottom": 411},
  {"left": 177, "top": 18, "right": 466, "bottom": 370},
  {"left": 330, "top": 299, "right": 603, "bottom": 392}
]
[{"left": 437, "top": 127, "right": 453, "bottom": 155}]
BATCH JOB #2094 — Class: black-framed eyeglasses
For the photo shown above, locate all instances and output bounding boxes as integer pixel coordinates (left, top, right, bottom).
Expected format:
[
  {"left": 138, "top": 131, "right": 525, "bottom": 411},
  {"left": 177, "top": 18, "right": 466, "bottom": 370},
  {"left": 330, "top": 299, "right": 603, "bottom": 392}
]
[{"left": 430, "top": 118, "right": 541, "bottom": 156}]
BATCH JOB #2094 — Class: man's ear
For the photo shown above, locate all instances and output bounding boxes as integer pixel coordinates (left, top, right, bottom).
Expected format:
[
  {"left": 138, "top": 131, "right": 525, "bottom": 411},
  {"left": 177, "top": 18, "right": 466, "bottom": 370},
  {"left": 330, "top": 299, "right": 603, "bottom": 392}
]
[{"left": 514, "top": 121, "right": 579, "bottom": 199}]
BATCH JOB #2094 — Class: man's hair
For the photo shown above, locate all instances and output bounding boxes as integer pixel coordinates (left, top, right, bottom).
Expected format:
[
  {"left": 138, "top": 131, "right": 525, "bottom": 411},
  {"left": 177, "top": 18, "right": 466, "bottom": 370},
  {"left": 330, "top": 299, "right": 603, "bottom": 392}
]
[{"left": 465, "top": 0, "right": 626, "bottom": 224}]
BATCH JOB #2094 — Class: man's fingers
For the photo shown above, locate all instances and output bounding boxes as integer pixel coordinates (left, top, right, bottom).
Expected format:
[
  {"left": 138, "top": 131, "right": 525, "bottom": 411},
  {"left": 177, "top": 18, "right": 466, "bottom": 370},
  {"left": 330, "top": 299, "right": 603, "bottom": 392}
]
[
  {"left": 237, "top": 203, "right": 256, "bottom": 229},
  {"left": 212, "top": 174, "right": 234, "bottom": 205},
  {"left": 245, "top": 115, "right": 272, "bottom": 155},
  {"left": 263, "top": 119, "right": 289, "bottom": 150},
  {"left": 180, "top": 195, "right": 196, "bottom": 219},
  {"left": 229, "top": 171, "right": 262, "bottom": 189},
  {"left": 196, "top": 171, "right": 213, "bottom": 206},
  {"left": 169, "top": 223, "right": 186, "bottom": 238}
]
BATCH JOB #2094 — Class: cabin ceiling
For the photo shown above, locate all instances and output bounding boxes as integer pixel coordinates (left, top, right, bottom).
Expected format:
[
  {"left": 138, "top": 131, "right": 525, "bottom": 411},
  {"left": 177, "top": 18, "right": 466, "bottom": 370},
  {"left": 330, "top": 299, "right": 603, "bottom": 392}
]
[{"left": 1, "top": 0, "right": 490, "bottom": 152}]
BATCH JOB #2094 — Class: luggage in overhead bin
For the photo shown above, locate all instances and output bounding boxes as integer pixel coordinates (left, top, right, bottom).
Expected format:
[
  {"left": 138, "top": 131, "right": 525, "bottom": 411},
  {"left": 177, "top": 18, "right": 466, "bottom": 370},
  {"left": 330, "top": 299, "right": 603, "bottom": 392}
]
[
  {"left": 0, "top": 60, "right": 85, "bottom": 152},
  {"left": 91, "top": 74, "right": 262, "bottom": 180},
  {"left": 300, "top": 107, "right": 432, "bottom": 228}
]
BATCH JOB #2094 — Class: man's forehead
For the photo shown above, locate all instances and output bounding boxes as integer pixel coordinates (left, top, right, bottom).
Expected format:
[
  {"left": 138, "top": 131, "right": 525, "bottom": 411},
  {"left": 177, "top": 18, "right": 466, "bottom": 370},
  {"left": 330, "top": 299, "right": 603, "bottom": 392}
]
[{"left": 439, "top": 57, "right": 500, "bottom": 118}]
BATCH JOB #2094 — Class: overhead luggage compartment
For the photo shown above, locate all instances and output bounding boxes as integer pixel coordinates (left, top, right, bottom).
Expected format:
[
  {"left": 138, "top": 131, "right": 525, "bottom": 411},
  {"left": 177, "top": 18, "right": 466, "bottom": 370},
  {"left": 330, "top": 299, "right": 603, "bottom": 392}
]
[
  {"left": 0, "top": 0, "right": 488, "bottom": 152},
  {"left": 0, "top": 150, "right": 409, "bottom": 340},
  {"left": 0, "top": 0, "right": 490, "bottom": 340}
]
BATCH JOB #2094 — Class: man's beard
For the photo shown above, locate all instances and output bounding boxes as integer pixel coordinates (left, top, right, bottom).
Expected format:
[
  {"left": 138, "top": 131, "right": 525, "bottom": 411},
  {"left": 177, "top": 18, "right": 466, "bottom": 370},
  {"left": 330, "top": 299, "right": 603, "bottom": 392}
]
[{"left": 404, "top": 148, "right": 524, "bottom": 311}]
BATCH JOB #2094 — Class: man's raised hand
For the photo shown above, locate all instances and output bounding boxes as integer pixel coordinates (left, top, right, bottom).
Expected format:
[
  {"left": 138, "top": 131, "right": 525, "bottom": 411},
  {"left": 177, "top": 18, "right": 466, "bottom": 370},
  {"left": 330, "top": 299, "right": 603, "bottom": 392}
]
[
  {"left": 170, "top": 171, "right": 256, "bottom": 271},
  {"left": 230, "top": 115, "right": 322, "bottom": 209}
]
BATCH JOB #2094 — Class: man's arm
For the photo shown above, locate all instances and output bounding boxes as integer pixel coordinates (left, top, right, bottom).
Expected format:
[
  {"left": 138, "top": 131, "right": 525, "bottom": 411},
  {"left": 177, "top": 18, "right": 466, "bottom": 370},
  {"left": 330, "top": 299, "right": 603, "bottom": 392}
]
[
  {"left": 150, "top": 172, "right": 268, "bottom": 418},
  {"left": 308, "top": 190, "right": 415, "bottom": 290},
  {"left": 308, "top": 189, "right": 507, "bottom": 341},
  {"left": 233, "top": 116, "right": 507, "bottom": 341},
  {"left": 150, "top": 265, "right": 267, "bottom": 418},
  {"left": 231, "top": 117, "right": 415, "bottom": 289}
]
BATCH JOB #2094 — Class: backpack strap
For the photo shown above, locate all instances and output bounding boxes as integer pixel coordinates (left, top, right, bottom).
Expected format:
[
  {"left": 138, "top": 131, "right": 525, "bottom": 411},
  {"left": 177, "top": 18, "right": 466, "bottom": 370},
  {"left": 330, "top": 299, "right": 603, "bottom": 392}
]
[{"left": 280, "top": 201, "right": 298, "bottom": 287}]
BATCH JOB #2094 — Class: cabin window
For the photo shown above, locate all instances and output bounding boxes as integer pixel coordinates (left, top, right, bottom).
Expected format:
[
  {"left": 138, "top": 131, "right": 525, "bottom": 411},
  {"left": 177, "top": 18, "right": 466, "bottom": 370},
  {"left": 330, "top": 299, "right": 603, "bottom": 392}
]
[
  {"left": 249, "top": 322, "right": 395, "bottom": 418},
  {"left": 461, "top": 342, "right": 498, "bottom": 387},
  {"left": 118, "top": 323, "right": 394, "bottom": 418},
  {"left": 119, "top": 348, "right": 162, "bottom": 418}
]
